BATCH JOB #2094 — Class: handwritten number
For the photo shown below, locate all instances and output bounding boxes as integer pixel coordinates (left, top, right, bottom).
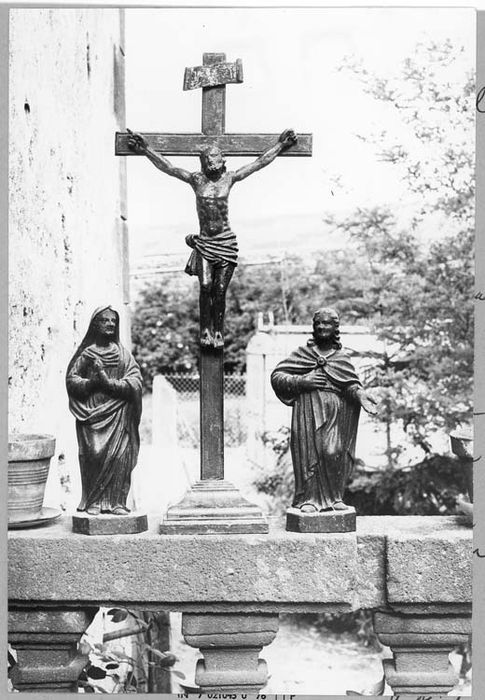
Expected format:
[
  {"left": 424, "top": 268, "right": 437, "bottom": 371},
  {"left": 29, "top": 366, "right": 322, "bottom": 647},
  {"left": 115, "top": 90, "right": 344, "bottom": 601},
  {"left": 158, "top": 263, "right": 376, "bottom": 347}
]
[
  {"left": 477, "top": 86, "right": 485, "bottom": 113},
  {"left": 473, "top": 548, "right": 485, "bottom": 558}
]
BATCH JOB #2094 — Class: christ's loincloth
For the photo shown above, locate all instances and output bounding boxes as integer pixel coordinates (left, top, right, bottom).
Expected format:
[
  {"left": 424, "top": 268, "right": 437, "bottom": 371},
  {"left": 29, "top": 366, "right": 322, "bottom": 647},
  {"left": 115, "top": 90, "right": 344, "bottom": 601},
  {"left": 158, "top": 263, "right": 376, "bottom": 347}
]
[{"left": 185, "top": 226, "right": 239, "bottom": 275}]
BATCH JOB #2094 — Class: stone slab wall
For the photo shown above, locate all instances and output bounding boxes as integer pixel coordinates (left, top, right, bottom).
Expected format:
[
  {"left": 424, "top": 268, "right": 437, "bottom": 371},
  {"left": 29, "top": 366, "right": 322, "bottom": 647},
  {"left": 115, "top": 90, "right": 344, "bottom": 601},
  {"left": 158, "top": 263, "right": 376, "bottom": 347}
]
[
  {"left": 8, "top": 515, "right": 471, "bottom": 610},
  {"left": 8, "top": 10, "right": 127, "bottom": 495}
]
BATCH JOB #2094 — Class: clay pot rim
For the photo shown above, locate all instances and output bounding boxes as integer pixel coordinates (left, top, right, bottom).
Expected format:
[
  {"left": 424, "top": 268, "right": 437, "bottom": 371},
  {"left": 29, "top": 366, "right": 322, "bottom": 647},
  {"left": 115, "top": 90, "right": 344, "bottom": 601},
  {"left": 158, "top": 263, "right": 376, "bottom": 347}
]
[{"left": 8, "top": 434, "right": 56, "bottom": 461}]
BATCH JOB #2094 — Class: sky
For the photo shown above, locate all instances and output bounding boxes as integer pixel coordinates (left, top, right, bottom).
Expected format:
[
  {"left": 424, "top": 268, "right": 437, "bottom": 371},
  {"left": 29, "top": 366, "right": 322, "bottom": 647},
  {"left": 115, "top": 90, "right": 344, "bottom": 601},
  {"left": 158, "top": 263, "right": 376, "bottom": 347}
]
[{"left": 124, "top": 7, "right": 475, "bottom": 262}]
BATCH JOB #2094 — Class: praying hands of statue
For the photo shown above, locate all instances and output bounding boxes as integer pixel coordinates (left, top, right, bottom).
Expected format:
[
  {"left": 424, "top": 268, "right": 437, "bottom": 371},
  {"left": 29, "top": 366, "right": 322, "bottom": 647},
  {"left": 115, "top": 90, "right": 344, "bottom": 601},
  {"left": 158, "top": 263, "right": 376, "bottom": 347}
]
[
  {"left": 84, "top": 357, "right": 115, "bottom": 394},
  {"left": 85, "top": 358, "right": 108, "bottom": 391}
]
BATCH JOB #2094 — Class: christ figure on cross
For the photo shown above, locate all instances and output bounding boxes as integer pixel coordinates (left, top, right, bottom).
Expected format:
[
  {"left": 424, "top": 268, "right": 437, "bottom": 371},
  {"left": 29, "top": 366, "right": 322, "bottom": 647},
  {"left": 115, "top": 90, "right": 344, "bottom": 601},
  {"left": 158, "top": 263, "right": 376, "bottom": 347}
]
[{"left": 127, "top": 128, "right": 297, "bottom": 348}]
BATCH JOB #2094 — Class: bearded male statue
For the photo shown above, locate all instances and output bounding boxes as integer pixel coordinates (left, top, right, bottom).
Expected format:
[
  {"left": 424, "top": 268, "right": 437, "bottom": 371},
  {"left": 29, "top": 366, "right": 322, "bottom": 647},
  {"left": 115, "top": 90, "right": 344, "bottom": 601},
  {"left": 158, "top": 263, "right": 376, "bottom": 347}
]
[
  {"left": 271, "top": 308, "right": 378, "bottom": 532},
  {"left": 127, "top": 128, "right": 297, "bottom": 348}
]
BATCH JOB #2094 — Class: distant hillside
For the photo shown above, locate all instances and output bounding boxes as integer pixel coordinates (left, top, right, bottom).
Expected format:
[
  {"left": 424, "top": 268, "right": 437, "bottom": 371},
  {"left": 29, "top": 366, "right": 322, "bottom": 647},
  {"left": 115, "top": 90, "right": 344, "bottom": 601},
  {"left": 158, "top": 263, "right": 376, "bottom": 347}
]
[{"left": 129, "top": 212, "right": 349, "bottom": 265}]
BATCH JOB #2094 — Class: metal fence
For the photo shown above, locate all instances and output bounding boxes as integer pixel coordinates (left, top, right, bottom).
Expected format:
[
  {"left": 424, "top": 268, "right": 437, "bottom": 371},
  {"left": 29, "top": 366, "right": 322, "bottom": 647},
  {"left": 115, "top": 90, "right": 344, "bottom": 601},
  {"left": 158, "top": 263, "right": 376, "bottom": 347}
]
[
  {"left": 162, "top": 374, "right": 246, "bottom": 399},
  {"left": 161, "top": 374, "right": 247, "bottom": 447}
]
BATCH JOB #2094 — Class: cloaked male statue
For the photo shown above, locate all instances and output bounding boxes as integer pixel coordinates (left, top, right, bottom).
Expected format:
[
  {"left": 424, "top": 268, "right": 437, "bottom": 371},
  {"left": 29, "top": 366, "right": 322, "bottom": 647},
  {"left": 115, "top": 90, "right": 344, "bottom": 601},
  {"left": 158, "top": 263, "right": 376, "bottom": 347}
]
[
  {"left": 271, "top": 307, "right": 377, "bottom": 532},
  {"left": 66, "top": 306, "right": 147, "bottom": 535},
  {"left": 127, "top": 128, "right": 297, "bottom": 349}
]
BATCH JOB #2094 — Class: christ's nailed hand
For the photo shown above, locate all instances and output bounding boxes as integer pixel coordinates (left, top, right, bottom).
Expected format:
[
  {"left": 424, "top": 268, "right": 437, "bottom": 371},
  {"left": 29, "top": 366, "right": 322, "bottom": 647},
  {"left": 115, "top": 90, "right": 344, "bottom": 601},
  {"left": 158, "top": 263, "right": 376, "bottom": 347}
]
[
  {"left": 279, "top": 129, "right": 297, "bottom": 148},
  {"left": 127, "top": 128, "right": 148, "bottom": 153}
]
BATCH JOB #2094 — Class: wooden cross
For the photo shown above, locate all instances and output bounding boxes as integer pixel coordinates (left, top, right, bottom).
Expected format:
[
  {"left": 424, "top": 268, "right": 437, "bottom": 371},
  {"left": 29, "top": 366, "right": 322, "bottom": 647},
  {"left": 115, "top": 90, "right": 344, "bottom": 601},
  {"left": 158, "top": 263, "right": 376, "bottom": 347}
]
[
  {"left": 115, "top": 52, "right": 312, "bottom": 156},
  {"left": 116, "top": 52, "right": 312, "bottom": 486}
]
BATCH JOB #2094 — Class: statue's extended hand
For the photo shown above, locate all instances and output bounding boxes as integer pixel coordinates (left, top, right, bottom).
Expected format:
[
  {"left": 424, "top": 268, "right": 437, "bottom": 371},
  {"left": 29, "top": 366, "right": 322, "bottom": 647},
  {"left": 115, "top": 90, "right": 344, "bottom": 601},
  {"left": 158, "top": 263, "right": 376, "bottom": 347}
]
[
  {"left": 127, "top": 128, "right": 148, "bottom": 154},
  {"left": 360, "top": 393, "right": 378, "bottom": 416},
  {"left": 279, "top": 129, "right": 297, "bottom": 149}
]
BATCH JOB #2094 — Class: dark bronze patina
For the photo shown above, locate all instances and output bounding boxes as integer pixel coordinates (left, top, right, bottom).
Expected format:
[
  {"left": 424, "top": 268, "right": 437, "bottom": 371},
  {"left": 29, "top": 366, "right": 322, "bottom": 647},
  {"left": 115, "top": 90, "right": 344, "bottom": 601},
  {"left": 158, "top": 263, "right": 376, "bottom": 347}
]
[
  {"left": 127, "top": 128, "right": 296, "bottom": 349},
  {"left": 271, "top": 308, "right": 377, "bottom": 528},
  {"left": 116, "top": 53, "right": 312, "bottom": 533},
  {"left": 116, "top": 52, "right": 312, "bottom": 349},
  {"left": 66, "top": 307, "right": 143, "bottom": 516}
]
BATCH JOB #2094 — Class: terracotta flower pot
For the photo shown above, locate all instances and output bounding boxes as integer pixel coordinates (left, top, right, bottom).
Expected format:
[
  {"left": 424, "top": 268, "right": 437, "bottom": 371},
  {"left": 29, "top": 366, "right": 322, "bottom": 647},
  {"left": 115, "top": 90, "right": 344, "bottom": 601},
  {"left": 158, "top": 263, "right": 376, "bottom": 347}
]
[{"left": 8, "top": 434, "right": 56, "bottom": 524}]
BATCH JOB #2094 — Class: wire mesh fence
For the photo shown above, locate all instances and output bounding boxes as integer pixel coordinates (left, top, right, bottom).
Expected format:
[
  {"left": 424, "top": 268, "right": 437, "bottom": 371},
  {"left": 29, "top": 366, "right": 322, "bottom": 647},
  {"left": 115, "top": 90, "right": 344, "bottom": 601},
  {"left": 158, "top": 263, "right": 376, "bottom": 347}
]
[
  {"left": 161, "top": 373, "right": 247, "bottom": 447},
  {"left": 163, "top": 374, "right": 246, "bottom": 398}
]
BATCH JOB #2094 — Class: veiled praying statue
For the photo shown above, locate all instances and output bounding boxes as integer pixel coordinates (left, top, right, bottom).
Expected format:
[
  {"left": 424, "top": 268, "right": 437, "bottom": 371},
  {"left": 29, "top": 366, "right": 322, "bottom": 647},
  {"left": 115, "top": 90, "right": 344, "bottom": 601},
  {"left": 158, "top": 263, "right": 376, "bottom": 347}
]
[
  {"left": 271, "top": 308, "right": 377, "bottom": 531},
  {"left": 66, "top": 306, "right": 143, "bottom": 517}
]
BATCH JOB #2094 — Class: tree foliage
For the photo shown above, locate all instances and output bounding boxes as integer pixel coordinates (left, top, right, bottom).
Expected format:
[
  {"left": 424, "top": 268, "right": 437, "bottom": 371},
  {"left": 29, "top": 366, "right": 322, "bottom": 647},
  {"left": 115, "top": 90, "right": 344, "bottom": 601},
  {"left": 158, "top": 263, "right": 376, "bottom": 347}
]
[
  {"left": 131, "top": 278, "right": 200, "bottom": 389},
  {"left": 254, "top": 428, "right": 469, "bottom": 516},
  {"left": 326, "top": 40, "right": 474, "bottom": 455},
  {"left": 341, "top": 40, "right": 474, "bottom": 232},
  {"left": 131, "top": 39, "right": 474, "bottom": 468},
  {"left": 131, "top": 251, "right": 371, "bottom": 388}
]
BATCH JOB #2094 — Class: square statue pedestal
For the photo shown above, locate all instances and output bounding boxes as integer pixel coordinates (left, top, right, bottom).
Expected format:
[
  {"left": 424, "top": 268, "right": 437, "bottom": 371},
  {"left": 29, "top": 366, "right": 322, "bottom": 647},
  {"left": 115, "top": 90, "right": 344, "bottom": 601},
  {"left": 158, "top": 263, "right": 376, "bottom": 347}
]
[
  {"left": 160, "top": 480, "right": 269, "bottom": 535},
  {"left": 72, "top": 512, "right": 148, "bottom": 536},
  {"left": 286, "top": 506, "right": 356, "bottom": 533}
]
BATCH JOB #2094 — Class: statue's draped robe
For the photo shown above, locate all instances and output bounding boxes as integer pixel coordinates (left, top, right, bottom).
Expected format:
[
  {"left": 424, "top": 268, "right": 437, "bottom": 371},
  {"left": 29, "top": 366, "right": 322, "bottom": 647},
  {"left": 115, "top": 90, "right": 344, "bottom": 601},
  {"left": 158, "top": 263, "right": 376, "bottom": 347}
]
[
  {"left": 271, "top": 342, "right": 362, "bottom": 510},
  {"left": 66, "top": 343, "right": 142, "bottom": 512}
]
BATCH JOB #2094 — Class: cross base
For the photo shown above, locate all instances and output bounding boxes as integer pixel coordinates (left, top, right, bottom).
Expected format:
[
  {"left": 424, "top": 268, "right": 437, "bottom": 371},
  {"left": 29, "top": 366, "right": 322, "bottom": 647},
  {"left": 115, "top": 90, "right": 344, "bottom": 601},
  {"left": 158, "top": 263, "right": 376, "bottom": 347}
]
[
  {"left": 286, "top": 506, "right": 356, "bottom": 533},
  {"left": 159, "top": 480, "right": 268, "bottom": 534}
]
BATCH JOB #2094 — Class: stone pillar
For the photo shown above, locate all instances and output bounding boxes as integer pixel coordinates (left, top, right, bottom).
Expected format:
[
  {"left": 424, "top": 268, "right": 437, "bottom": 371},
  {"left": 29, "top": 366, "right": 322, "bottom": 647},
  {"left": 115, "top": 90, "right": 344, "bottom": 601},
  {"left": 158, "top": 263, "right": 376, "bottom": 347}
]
[
  {"left": 152, "top": 374, "right": 178, "bottom": 449},
  {"left": 182, "top": 612, "right": 279, "bottom": 692},
  {"left": 374, "top": 611, "right": 471, "bottom": 695},
  {"left": 9, "top": 607, "right": 98, "bottom": 692}
]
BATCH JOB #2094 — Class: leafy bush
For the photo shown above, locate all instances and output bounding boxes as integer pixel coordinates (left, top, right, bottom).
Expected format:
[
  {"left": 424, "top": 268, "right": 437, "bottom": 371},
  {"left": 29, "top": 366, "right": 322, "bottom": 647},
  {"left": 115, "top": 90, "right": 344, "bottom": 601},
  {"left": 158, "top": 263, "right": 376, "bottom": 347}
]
[
  {"left": 254, "top": 426, "right": 467, "bottom": 517},
  {"left": 78, "top": 609, "right": 184, "bottom": 694},
  {"left": 130, "top": 250, "right": 371, "bottom": 389}
]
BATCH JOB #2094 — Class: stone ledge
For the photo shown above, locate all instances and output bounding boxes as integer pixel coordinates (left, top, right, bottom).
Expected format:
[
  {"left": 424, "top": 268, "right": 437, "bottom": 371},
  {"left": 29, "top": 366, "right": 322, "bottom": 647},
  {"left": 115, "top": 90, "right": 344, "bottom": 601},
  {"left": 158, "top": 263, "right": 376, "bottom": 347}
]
[
  {"left": 386, "top": 529, "right": 471, "bottom": 604},
  {"left": 8, "top": 515, "right": 471, "bottom": 611}
]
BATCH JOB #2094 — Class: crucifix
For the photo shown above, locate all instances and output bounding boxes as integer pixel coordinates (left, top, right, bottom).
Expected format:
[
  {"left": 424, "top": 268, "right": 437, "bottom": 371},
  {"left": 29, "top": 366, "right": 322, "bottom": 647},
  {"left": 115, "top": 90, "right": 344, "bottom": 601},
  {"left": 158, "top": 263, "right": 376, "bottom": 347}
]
[{"left": 116, "top": 53, "right": 312, "bottom": 534}]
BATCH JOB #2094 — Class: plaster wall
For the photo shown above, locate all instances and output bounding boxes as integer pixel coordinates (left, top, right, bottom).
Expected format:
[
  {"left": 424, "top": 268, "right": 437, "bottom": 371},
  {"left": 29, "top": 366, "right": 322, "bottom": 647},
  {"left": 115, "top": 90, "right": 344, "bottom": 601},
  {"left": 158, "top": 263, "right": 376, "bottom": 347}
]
[{"left": 9, "top": 9, "right": 127, "bottom": 499}]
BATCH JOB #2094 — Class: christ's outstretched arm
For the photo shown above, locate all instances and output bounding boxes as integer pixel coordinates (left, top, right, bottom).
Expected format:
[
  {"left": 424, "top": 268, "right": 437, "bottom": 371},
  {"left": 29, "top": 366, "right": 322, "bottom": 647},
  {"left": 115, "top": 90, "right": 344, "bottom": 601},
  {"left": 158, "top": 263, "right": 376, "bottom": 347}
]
[
  {"left": 126, "top": 129, "right": 192, "bottom": 183},
  {"left": 232, "top": 129, "right": 297, "bottom": 183}
]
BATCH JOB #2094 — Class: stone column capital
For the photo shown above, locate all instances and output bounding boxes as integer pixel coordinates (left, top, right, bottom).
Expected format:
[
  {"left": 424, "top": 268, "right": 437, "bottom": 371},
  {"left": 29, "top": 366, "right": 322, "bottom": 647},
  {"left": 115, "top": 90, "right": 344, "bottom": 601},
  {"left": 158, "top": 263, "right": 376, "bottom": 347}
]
[
  {"left": 374, "top": 610, "right": 471, "bottom": 695},
  {"left": 9, "top": 606, "right": 98, "bottom": 693},
  {"left": 182, "top": 612, "right": 279, "bottom": 692}
]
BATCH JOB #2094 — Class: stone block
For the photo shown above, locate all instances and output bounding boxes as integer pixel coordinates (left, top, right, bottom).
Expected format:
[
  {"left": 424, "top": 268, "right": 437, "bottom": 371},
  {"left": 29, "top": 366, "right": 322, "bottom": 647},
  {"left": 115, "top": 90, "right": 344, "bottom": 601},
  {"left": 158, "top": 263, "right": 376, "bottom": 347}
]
[
  {"left": 8, "top": 515, "right": 471, "bottom": 613},
  {"left": 286, "top": 506, "right": 355, "bottom": 532},
  {"left": 72, "top": 512, "right": 148, "bottom": 535},
  {"left": 355, "top": 527, "right": 387, "bottom": 609},
  {"left": 182, "top": 612, "right": 279, "bottom": 645},
  {"left": 386, "top": 527, "right": 472, "bottom": 605},
  {"left": 9, "top": 516, "right": 357, "bottom": 609}
]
